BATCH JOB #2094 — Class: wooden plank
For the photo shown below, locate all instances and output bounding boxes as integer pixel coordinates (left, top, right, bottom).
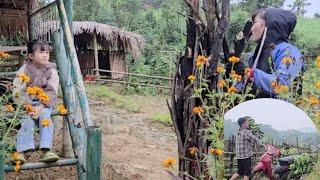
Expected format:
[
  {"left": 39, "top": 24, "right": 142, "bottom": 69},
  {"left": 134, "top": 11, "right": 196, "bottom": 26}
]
[
  {"left": 0, "top": 46, "right": 27, "bottom": 52},
  {"left": 93, "top": 69, "right": 173, "bottom": 81},
  {"left": 96, "top": 78, "right": 171, "bottom": 89},
  {"left": 52, "top": 31, "right": 86, "bottom": 179},
  {"left": 86, "top": 127, "right": 101, "bottom": 180},
  {"left": 57, "top": 0, "right": 93, "bottom": 127},
  {"left": 93, "top": 32, "right": 100, "bottom": 77}
]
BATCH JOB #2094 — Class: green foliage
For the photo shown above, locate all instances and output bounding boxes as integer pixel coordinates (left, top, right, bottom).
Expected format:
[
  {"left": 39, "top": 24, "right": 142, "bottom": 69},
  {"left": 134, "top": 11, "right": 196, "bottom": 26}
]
[
  {"left": 74, "top": 0, "right": 186, "bottom": 95},
  {"left": 289, "top": 153, "right": 314, "bottom": 178},
  {"left": 85, "top": 84, "right": 141, "bottom": 113},
  {"left": 237, "top": 0, "right": 285, "bottom": 14},
  {"left": 148, "top": 113, "right": 172, "bottom": 125},
  {"left": 290, "top": 17, "right": 320, "bottom": 57},
  {"left": 247, "top": 117, "right": 264, "bottom": 139}
]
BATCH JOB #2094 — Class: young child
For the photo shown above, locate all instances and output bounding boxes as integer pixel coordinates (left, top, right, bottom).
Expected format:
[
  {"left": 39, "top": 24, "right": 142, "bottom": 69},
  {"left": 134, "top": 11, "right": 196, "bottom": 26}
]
[{"left": 12, "top": 39, "right": 59, "bottom": 164}]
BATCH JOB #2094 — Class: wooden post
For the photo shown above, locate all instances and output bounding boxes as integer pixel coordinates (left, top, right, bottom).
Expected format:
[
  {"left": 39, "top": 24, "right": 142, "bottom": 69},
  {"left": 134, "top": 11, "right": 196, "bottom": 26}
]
[
  {"left": 60, "top": 0, "right": 74, "bottom": 159},
  {"left": 93, "top": 32, "right": 100, "bottom": 78},
  {"left": 27, "top": 0, "right": 34, "bottom": 41},
  {"left": 57, "top": 0, "right": 94, "bottom": 127},
  {"left": 0, "top": 151, "right": 4, "bottom": 180},
  {"left": 86, "top": 127, "right": 102, "bottom": 180},
  {"left": 52, "top": 31, "right": 86, "bottom": 180}
]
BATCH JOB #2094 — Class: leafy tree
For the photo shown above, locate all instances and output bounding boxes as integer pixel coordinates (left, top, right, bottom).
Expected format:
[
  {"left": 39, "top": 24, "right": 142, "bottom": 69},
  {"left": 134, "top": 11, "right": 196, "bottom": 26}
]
[
  {"left": 238, "top": 0, "right": 285, "bottom": 13},
  {"left": 314, "top": 13, "right": 320, "bottom": 18},
  {"left": 288, "top": 0, "right": 311, "bottom": 16}
]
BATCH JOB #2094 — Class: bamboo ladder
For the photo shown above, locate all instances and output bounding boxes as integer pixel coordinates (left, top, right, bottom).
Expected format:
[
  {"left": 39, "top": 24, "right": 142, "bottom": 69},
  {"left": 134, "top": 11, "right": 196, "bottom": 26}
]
[{"left": 0, "top": 0, "right": 101, "bottom": 179}]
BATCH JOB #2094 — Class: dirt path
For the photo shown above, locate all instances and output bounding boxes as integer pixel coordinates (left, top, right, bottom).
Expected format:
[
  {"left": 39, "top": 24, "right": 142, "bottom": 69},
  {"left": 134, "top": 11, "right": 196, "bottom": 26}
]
[{"left": 6, "top": 94, "right": 177, "bottom": 180}]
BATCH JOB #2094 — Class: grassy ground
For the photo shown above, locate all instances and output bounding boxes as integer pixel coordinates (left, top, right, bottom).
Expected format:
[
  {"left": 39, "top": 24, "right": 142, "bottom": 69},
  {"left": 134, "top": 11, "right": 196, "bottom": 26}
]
[{"left": 85, "top": 83, "right": 173, "bottom": 125}]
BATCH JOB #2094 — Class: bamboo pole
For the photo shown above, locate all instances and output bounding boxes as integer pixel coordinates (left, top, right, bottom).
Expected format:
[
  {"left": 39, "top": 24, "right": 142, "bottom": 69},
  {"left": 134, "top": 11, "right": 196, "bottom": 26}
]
[
  {"left": 86, "top": 127, "right": 101, "bottom": 180},
  {"left": 93, "top": 32, "right": 100, "bottom": 78},
  {"left": 61, "top": 0, "right": 74, "bottom": 160},
  {"left": 57, "top": 0, "right": 93, "bottom": 127},
  {"left": 4, "top": 158, "right": 78, "bottom": 172},
  {"left": 52, "top": 31, "right": 86, "bottom": 179}
]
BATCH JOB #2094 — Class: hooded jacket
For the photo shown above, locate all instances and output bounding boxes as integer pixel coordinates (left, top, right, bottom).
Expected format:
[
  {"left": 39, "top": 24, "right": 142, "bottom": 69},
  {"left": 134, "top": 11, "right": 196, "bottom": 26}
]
[
  {"left": 247, "top": 8, "right": 304, "bottom": 98},
  {"left": 12, "top": 60, "right": 59, "bottom": 107}
]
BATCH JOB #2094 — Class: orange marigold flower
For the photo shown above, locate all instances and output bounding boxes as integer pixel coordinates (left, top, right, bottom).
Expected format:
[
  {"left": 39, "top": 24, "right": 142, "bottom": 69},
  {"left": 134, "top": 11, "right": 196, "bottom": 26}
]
[
  {"left": 58, "top": 104, "right": 68, "bottom": 115},
  {"left": 33, "top": 87, "right": 44, "bottom": 95},
  {"left": 216, "top": 66, "right": 225, "bottom": 74},
  {"left": 0, "top": 51, "right": 10, "bottom": 59},
  {"left": 41, "top": 119, "right": 50, "bottom": 127},
  {"left": 189, "top": 146, "right": 198, "bottom": 156},
  {"left": 228, "top": 56, "right": 240, "bottom": 63},
  {"left": 188, "top": 75, "right": 196, "bottom": 82},
  {"left": 6, "top": 104, "right": 15, "bottom": 112},
  {"left": 228, "top": 86, "right": 237, "bottom": 94},
  {"left": 282, "top": 57, "right": 293, "bottom": 64},
  {"left": 234, "top": 74, "right": 242, "bottom": 81},
  {"left": 38, "top": 92, "right": 50, "bottom": 104},
  {"left": 23, "top": 104, "right": 35, "bottom": 113},
  {"left": 18, "top": 73, "right": 30, "bottom": 84},
  {"left": 309, "top": 96, "right": 319, "bottom": 106},
  {"left": 12, "top": 152, "right": 19, "bottom": 161},
  {"left": 163, "top": 157, "right": 176, "bottom": 168},
  {"left": 26, "top": 87, "right": 37, "bottom": 96},
  {"left": 209, "top": 148, "right": 224, "bottom": 155},
  {"left": 316, "top": 56, "right": 320, "bottom": 69},
  {"left": 271, "top": 81, "right": 278, "bottom": 88},
  {"left": 217, "top": 80, "right": 225, "bottom": 88},
  {"left": 196, "top": 55, "right": 208, "bottom": 67},
  {"left": 274, "top": 85, "right": 289, "bottom": 94},
  {"left": 193, "top": 106, "right": 204, "bottom": 115},
  {"left": 214, "top": 149, "right": 224, "bottom": 155},
  {"left": 14, "top": 161, "right": 21, "bottom": 172},
  {"left": 316, "top": 82, "right": 320, "bottom": 90}
]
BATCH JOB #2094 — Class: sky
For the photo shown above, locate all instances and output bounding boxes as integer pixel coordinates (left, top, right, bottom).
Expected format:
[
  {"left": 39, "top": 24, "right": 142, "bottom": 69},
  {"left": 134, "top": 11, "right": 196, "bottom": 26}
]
[
  {"left": 283, "top": 0, "right": 320, "bottom": 17},
  {"left": 224, "top": 98, "right": 317, "bottom": 132},
  {"left": 231, "top": 0, "right": 320, "bottom": 17}
]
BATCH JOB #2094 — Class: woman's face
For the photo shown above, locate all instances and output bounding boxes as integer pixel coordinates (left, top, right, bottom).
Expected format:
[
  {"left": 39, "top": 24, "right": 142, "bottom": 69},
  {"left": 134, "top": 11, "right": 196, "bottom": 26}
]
[{"left": 250, "top": 14, "right": 266, "bottom": 43}]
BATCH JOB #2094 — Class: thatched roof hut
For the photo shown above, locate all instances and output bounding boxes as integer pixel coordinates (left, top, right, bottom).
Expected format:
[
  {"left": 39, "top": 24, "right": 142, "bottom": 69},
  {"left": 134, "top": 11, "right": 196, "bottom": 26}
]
[
  {"left": 1, "top": 0, "right": 146, "bottom": 79},
  {"left": 73, "top": 21, "right": 145, "bottom": 60},
  {"left": 0, "top": 0, "right": 37, "bottom": 40},
  {"left": 68, "top": 21, "right": 145, "bottom": 79}
]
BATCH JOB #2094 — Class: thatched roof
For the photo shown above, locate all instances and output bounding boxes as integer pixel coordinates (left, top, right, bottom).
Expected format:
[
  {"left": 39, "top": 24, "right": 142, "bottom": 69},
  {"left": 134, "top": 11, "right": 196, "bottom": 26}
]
[
  {"left": 72, "top": 21, "right": 145, "bottom": 59},
  {"left": 0, "top": 0, "right": 37, "bottom": 38}
]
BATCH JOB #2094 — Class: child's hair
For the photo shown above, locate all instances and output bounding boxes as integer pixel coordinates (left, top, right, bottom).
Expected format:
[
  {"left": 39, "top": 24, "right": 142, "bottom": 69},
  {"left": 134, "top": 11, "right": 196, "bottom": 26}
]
[
  {"left": 27, "top": 39, "right": 50, "bottom": 54},
  {"left": 237, "top": 116, "right": 249, "bottom": 127}
]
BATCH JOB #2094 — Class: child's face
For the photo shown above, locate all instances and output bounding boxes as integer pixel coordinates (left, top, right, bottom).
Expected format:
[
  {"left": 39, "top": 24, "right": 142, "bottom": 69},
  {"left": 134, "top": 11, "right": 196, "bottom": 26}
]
[
  {"left": 242, "top": 120, "right": 249, "bottom": 129},
  {"left": 28, "top": 48, "right": 49, "bottom": 65}
]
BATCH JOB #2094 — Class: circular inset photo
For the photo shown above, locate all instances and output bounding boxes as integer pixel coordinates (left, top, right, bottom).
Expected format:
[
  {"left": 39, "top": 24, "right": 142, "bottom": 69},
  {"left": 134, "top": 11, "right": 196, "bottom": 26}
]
[{"left": 224, "top": 98, "right": 319, "bottom": 180}]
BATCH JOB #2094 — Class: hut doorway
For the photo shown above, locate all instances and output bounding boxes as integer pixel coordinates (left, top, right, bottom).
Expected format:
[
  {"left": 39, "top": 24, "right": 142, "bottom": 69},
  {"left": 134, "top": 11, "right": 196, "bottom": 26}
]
[{"left": 98, "top": 50, "right": 110, "bottom": 78}]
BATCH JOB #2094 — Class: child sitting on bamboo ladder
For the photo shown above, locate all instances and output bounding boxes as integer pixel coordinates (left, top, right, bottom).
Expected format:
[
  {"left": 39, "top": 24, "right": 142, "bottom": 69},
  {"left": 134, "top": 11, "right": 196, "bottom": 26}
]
[{"left": 12, "top": 39, "right": 60, "bottom": 164}]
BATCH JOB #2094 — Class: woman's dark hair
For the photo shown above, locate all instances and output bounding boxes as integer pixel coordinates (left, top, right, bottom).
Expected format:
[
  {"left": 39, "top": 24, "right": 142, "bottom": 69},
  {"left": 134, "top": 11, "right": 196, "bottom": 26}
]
[
  {"left": 27, "top": 39, "right": 50, "bottom": 54},
  {"left": 251, "top": 8, "right": 267, "bottom": 21}
]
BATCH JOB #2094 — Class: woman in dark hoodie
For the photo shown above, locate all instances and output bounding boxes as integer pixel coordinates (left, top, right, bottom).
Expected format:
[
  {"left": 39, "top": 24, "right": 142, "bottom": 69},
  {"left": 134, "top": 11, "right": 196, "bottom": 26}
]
[{"left": 236, "top": 8, "right": 304, "bottom": 98}]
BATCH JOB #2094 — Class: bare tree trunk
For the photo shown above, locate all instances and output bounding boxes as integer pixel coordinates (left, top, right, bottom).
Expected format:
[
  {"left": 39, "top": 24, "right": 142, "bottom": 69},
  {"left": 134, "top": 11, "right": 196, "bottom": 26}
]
[{"left": 169, "top": 0, "right": 230, "bottom": 178}]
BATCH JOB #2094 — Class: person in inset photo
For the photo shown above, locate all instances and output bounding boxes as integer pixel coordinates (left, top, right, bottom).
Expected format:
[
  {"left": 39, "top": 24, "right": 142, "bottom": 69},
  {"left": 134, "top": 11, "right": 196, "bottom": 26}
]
[
  {"left": 230, "top": 117, "right": 258, "bottom": 180},
  {"left": 232, "top": 8, "right": 304, "bottom": 99}
]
